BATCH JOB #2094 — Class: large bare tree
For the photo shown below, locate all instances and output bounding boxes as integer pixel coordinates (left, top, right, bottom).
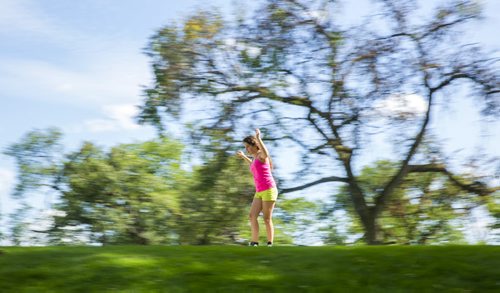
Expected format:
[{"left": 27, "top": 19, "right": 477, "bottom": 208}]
[{"left": 138, "top": 0, "right": 499, "bottom": 244}]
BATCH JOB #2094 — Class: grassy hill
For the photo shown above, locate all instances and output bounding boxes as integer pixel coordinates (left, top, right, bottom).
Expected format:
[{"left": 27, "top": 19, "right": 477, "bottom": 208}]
[{"left": 0, "top": 245, "right": 498, "bottom": 292}]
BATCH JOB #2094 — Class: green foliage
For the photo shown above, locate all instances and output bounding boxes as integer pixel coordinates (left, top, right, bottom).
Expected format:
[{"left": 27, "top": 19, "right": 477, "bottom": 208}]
[
  {"left": 273, "top": 197, "right": 319, "bottom": 243},
  {"left": 330, "top": 160, "right": 478, "bottom": 244},
  {"left": 7, "top": 204, "right": 32, "bottom": 246},
  {"left": 3, "top": 127, "right": 63, "bottom": 197},
  {"left": 485, "top": 192, "right": 500, "bottom": 241},
  {"left": 177, "top": 152, "right": 254, "bottom": 245},
  {"left": 4, "top": 129, "right": 189, "bottom": 245},
  {"left": 183, "top": 11, "right": 223, "bottom": 41},
  {"left": 139, "top": 9, "right": 226, "bottom": 128},
  {"left": 53, "top": 138, "right": 185, "bottom": 245}
]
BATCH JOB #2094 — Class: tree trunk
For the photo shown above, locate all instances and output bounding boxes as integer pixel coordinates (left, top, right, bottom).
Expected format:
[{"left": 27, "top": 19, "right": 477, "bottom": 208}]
[{"left": 363, "top": 211, "right": 381, "bottom": 245}]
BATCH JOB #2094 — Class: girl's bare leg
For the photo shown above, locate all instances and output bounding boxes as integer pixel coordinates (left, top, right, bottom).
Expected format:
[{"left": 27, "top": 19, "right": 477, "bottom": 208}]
[
  {"left": 249, "top": 198, "right": 263, "bottom": 242},
  {"left": 262, "top": 200, "right": 276, "bottom": 243}
]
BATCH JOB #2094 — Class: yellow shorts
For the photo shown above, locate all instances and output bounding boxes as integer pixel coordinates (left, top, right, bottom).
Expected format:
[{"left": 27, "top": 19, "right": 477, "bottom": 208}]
[{"left": 254, "top": 187, "right": 278, "bottom": 201}]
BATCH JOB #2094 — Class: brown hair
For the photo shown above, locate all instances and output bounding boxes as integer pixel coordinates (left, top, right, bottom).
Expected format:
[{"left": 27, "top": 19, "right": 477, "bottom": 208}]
[
  {"left": 243, "top": 135, "right": 273, "bottom": 169},
  {"left": 243, "top": 136, "right": 259, "bottom": 148}
]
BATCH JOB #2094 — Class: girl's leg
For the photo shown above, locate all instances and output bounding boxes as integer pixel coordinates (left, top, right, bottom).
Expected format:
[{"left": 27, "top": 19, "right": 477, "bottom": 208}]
[
  {"left": 249, "top": 198, "right": 263, "bottom": 242},
  {"left": 262, "top": 200, "right": 276, "bottom": 243}
]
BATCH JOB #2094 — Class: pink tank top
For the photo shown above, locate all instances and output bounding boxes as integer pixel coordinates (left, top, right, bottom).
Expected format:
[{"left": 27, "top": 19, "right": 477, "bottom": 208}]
[{"left": 250, "top": 158, "right": 276, "bottom": 192}]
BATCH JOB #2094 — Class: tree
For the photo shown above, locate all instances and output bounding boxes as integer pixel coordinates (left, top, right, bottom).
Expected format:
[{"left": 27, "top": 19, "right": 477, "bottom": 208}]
[
  {"left": 485, "top": 191, "right": 500, "bottom": 243},
  {"left": 3, "top": 127, "right": 63, "bottom": 245},
  {"left": 55, "top": 140, "right": 186, "bottom": 245},
  {"left": 138, "top": 0, "right": 499, "bottom": 244},
  {"left": 5, "top": 129, "right": 186, "bottom": 245},
  {"left": 326, "top": 160, "right": 487, "bottom": 244}
]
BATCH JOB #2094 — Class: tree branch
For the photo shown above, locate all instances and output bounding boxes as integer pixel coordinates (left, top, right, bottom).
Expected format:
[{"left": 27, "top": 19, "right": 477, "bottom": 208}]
[
  {"left": 408, "top": 164, "right": 498, "bottom": 196},
  {"left": 430, "top": 73, "right": 469, "bottom": 93},
  {"left": 375, "top": 71, "right": 434, "bottom": 214},
  {"left": 421, "top": 16, "right": 477, "bottom": 40},
  {"left": 281, "top": 176, "right": 349, "bottom": 194}
]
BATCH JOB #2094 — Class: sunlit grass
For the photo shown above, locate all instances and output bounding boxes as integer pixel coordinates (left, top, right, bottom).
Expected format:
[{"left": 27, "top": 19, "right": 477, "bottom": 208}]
[{"left": 0, "top": 245, "right": 499, "bottom": 292}]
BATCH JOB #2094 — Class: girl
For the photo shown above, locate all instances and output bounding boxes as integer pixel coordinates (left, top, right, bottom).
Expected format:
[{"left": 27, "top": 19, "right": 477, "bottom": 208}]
[{"left": 237, "top": 128, "right": 278, "bottom": 247}]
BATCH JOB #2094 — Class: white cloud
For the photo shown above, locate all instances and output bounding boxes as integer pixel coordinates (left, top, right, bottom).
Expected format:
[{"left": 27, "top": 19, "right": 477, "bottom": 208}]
[
  {"left": 0, "top": 0, "right": 55, "bottom": 35},
  {"left": 247, "top": 46, "right": 261, "bottom": 58},
  {"left": 84, "top": 119, "right": 118, "bottom": 133},
  {"left": 0, "top": 0, "right": 151, "bottom": 107},
  {"left": 0, "top": 0, "right": 113, "bottom": 44},
  {"left": 309, "top": 10, "right": 329, "bottom": 23},
  {"left": 0, "top": 168, "right": 15, "bottom": 197},
  {"left": 83, "top": 104, "right": 141, "bottom": 133},
  {"left": 0, "top": 168, "right": 16, "bottom": 218},
  {"left": 374, "top": 93, "right": 428, "bottom": 118},
  {"left": 226, "top": 39, "right": 261, "bottom": 58},
  {"left": 0, "top": 53, "right": 150, "bottom": 106},
  {"left": 223, "top": 38, "right": 236, "bottom": 47}
]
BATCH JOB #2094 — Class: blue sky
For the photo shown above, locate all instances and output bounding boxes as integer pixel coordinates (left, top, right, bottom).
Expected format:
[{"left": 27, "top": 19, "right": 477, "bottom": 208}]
[
  {"left": 0, "top": 0, "right": 498, "bottom": 243},
  {"left": 0, "top": 0, "right": 234, "bottom": 219}
]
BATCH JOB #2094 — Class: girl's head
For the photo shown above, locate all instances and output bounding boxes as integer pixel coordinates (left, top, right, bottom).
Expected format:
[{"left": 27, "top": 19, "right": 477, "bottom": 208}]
[{"left": 243, "top": 135, "right": 260, "bottom": 155}]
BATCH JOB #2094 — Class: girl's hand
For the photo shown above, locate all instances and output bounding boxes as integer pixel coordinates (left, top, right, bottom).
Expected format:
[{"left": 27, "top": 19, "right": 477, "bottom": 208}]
[
  {"left": 255, "top": 128, "right": 261, "bottom": 139},
  {"left": 236, "top": 150, "right": 245, "bottom": 159}
]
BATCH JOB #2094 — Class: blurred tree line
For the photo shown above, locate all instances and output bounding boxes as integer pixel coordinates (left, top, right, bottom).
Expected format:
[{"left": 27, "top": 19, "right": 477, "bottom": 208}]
[
  {"left": 5, "top": 128, "right": 308, "bottom": 245},
  {"left": 3, "top": 128, "right": 316, "bottom": 245},
  {"left": 3, "top": 0, "right": 499, "bottom": 245},
  {"left": 3, "top": 129, "right": 497, "bottom": 246}
]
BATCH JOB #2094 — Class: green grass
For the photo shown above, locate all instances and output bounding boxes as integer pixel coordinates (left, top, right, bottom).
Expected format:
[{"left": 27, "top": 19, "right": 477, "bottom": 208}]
[{"left": 0, "top": 245, "right": 499, "bottom": 292}]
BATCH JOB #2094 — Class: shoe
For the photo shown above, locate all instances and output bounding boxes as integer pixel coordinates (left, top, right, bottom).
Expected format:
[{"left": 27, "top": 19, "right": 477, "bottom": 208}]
[
  {"left": 249, "top": 242, "right": 259, "bottom": 246},
  {"left": 267, "top": 241, "right": 273, "bottom": 247}
]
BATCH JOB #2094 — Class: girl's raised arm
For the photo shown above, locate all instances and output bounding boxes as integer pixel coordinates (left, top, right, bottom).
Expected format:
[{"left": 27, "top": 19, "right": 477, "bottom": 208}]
[{"left": 255, "top": 128, "right": 270, "bottom": 162}]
